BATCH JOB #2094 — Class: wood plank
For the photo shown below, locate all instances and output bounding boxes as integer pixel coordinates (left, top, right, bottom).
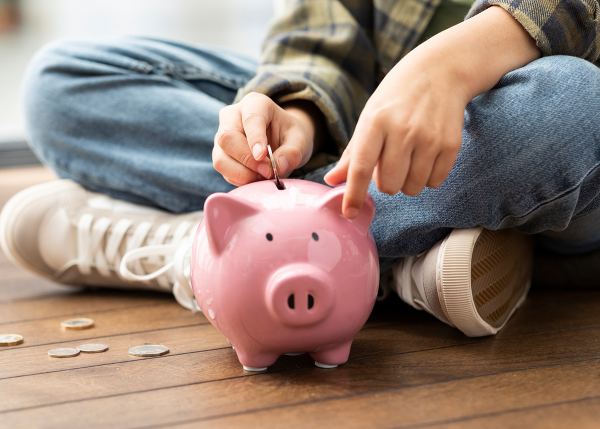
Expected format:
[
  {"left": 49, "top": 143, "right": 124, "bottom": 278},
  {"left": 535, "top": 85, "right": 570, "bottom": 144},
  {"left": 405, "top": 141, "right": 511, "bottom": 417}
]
[
  {"left": 0, "top": 278, "right": 73, "bottom": 302},
  {"left": 496, "top": 289, "right": 600, "bottom": 337},
  {"left": 0, "top": 324, "right": 228, "bottom": 381},
  {"left": 174, "top": 359, "right": 600, "bottom": 429},
  {"left": 0, "top": 302, "right": 207, "bottom": 350},
  {"left": 426, "top": 397, "right": 600, "bottom": 429},
  {"left": 0, "top": 289, "right": 597, "bottom": 398},
  {"left": 1, "top": 321, "right": 599, "bottom": 425},
  {"left": 0, "top": 313, "right": 468, "bottom": 380},
  {"left": 0, "top": 289, "right": 173, "bottom": 324}
]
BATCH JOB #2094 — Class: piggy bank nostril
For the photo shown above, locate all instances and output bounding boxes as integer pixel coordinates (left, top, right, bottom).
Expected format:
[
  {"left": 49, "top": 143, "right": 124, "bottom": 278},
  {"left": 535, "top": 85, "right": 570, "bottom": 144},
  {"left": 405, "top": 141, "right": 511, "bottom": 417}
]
[
  {"left": 308, "top": 294, "right": 314, "bottom": 309},
  {"left": 288, "top": 294, "right": 295, "bottom": 309}
]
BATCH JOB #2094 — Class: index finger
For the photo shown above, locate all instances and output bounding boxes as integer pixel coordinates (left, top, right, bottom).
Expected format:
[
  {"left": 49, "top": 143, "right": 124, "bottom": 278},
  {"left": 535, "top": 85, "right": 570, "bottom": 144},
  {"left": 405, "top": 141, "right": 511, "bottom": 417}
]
[
  {"left": 241, "top": 93, "right": 274, "bottom": 161},
  {"left": 215, "top": 104, "right": 272, "bottom": 179},
  {"left": 343, "top": 123, "right": 384, "bottom": 219}
]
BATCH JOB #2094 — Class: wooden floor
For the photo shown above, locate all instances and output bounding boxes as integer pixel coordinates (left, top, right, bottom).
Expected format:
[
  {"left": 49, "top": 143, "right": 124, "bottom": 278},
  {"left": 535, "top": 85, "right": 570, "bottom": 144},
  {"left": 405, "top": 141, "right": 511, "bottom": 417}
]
[{"left": 1, "top": 167, "right": 599, "bottom": 429}]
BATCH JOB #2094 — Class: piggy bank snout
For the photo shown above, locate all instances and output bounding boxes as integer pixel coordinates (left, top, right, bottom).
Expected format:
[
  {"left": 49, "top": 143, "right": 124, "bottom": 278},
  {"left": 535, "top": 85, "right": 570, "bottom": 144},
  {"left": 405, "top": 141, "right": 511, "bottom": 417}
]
[{"left": 266, "top": 265, "right": 334, "bottom": 327}]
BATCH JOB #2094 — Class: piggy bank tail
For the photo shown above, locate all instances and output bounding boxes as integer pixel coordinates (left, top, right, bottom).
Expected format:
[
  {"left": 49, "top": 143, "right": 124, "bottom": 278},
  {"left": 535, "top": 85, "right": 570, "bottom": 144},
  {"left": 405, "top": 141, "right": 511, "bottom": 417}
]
[{"left": 119, "top": 235, "right": 201, "bottom": 313}]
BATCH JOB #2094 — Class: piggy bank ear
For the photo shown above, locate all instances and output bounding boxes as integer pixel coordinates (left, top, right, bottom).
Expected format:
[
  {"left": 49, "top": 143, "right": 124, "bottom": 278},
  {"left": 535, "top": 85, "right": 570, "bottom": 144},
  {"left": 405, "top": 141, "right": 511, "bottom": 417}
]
[
  {"left": 203, "top": 193, "right": 260, "bottom": 255},
  {"left": 314, "top": 186, "right": 375, "bottom": 235}
]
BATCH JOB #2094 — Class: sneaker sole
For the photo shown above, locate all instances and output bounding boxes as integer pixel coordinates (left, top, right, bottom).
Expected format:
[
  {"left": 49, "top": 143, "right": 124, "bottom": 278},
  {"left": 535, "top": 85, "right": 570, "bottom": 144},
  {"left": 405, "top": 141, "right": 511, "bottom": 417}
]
[
  {"left": 0, "top": 179, "right": 78, "bottom": 279},
  {"left": 437, "top": 227, "right": 534, "bottom": 337}
]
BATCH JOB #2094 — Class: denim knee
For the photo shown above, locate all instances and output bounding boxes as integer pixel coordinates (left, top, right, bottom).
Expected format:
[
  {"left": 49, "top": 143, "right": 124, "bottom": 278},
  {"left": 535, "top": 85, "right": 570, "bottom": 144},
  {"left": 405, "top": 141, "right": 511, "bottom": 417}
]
[
  {"left": 458, "top": 54, "right": 600, "bottom": 229},
  {"left": 488, "top": 55, "right": 600, "bottom": 136},
  {"left": 21, "top": 39, "right": 82, "bottom": 166}
]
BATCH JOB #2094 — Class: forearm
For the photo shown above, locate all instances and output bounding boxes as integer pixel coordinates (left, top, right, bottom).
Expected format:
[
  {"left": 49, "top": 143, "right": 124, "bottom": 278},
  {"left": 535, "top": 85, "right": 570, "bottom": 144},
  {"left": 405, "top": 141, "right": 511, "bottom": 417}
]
[{"left": 407, "top": 6, "right": 541, "bottom": 101}]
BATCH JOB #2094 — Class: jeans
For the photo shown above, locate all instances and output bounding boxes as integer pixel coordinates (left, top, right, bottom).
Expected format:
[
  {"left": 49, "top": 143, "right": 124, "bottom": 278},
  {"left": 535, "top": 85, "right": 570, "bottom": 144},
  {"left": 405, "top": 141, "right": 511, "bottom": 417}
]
[{"left": 22, "top": 37, "right": 600, "bottom": 272}]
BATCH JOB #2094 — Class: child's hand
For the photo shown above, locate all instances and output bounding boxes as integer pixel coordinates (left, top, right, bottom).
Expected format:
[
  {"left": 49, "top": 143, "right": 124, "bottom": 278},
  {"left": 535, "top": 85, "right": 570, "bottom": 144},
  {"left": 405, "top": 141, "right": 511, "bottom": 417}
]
[
  {"left": 324, "top": 51, "right": 469, "bottom": 219},
  {"left": 324, "top": 6, "right": 540, "bottom": 219},
  {"left": 213, "top": 93, "right": 317, "bottom": 187}
]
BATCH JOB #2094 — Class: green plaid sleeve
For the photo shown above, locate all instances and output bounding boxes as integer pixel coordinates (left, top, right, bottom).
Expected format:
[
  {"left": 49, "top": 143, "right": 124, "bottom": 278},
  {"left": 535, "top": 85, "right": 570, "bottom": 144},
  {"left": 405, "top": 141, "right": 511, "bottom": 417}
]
[
  {"left": 466, "top": 0, "right": 600, "bottom": 62},
  {"left": 234, "top": 0, "right": 378, "bottom": 154}
]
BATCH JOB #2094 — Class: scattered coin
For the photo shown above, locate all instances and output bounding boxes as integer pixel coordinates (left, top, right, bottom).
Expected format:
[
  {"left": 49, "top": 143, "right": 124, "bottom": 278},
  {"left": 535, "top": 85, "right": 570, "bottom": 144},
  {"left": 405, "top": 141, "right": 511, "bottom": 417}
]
[
  {"left": 0, "top": 334, "right": 23, "bottom": 346},
  {"left": 129, "top": 344, "right": 169, "bottom": 357},
  {"left": 77, "top": 343, "right": 108, "bottom": 353},
  {"left": 48, "top": 347, "right": 80, "bottom": 358},
  {"left": 61, "top": 318, "right": 94, "bottom": 330}
]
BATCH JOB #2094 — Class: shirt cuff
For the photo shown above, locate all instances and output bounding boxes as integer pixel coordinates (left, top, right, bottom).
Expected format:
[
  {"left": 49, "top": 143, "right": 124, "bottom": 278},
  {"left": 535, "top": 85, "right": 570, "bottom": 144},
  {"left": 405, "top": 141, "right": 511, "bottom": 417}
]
[{"left": 466, "top": 0, "right": 600, "bottom": 61}]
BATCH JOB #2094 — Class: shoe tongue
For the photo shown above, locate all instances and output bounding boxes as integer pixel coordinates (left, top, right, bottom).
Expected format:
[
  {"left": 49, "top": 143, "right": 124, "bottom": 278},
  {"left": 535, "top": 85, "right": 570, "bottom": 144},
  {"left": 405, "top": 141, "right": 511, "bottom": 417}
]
[{"left": 39, "top": 207, "right": 78, "bottom": 271}]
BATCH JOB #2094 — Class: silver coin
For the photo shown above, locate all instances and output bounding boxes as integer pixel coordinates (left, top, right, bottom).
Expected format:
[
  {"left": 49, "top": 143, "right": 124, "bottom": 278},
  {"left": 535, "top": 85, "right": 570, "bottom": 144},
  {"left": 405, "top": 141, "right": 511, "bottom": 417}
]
[
  {"left": 48, "top": 347, "right": 80, "bottom": 358},
  {"left": 0, "top": 334, "right": 23, "bottom": 346},
  {"left": 61, "top": 318, "right": 94, "bottom": 330},
  {"left": 267, "top": 144, "right": 284, "bottom": 190},
  {"left": 128, "top": 344, "right": 169, "bottom": 357},
  {"left": 77, "top": 343, "right": 108, "bottom": 353}
]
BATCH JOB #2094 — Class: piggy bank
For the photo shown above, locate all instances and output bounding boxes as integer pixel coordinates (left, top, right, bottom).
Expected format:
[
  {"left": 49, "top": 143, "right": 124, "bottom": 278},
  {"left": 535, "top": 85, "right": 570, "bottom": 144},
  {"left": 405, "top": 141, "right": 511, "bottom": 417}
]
[{"left": 190, "top": 179, "right": 379, "bottom": 371}]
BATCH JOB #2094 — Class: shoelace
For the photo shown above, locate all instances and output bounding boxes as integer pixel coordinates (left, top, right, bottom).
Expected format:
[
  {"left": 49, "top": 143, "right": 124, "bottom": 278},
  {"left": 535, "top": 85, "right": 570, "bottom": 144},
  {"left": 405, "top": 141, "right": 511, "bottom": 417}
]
[
  {"left": 75, "top": 213, "right": 201, "bottom": 311},
  {"left": 119, "top": 237, "right": 199, "bottom": 312}
]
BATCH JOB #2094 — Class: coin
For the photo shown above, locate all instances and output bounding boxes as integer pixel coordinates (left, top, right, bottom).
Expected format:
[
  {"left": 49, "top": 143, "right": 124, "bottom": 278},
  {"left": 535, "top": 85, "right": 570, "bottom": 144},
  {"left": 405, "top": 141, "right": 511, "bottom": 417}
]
[
  {"left": 77, "top": 343, "right": 108, "bottom": 353},
  {"left": 128, "top": 344, "right": 169, "bottom": 357},
  {"left": 61, "top": 318, "right": 94, "bottom": 330},
  {"left": 48, "top": 347, "right": 80, "bottom": 358},
  {"left": 267, "top": 144, "right": 284, "bottom": 190},
  {"left": 0, "top": 334, "right": 23, "bottom": 346}
]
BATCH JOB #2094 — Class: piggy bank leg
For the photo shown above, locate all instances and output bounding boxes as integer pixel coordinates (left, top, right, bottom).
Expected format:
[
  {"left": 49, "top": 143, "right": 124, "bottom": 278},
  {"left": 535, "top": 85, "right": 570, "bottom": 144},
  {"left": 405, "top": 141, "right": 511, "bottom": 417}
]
[
  {"left": 235, "top": 348, "right": 279, "bottom": 372},
  {"left": 310, "top": 341, "right": 353, "bottom": 368}
]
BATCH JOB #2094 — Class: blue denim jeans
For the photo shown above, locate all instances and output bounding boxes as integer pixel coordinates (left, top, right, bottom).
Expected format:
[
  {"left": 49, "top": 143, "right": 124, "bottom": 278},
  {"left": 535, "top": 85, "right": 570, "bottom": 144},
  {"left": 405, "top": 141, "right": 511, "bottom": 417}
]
[{"left": 22, "top": 37, "right": 600, "bottom": 271}]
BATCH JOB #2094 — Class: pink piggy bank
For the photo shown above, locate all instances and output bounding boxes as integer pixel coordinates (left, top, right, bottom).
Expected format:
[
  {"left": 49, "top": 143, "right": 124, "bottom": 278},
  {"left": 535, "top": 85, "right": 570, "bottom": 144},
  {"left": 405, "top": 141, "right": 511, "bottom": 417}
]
[{"left": 190, "top": 179, "right": 379, "bottom": 371}]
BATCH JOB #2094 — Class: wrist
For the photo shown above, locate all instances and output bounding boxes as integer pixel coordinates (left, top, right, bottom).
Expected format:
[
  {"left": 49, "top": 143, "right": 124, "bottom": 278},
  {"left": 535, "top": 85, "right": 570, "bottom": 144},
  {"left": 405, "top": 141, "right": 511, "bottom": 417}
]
[{"left": 281, "top": 100, "right": 326, "bottom": 157}]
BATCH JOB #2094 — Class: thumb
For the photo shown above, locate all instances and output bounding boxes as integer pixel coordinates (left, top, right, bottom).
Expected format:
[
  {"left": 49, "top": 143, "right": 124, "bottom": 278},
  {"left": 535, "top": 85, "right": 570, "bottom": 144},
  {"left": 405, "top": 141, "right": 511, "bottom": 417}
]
[
  {"left": 324, "top": 142, "right": 352, "bottom": 186},
  {"left": 270, "top": 144, "right": 304, "bottom": 178}
]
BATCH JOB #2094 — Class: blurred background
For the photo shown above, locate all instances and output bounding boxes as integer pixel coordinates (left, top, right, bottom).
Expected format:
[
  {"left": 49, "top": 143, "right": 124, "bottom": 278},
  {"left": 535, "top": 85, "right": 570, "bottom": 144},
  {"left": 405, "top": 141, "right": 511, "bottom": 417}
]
[{"left": 0, "top": 0, "right": 276, "bottom": 166}]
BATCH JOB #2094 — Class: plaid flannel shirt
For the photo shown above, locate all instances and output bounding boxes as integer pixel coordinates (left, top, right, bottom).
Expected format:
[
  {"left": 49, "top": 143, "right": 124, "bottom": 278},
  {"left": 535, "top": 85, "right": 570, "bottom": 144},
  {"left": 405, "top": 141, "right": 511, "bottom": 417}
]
[{"left": 234, "top": 0, "right": 600, "bottom": 157}]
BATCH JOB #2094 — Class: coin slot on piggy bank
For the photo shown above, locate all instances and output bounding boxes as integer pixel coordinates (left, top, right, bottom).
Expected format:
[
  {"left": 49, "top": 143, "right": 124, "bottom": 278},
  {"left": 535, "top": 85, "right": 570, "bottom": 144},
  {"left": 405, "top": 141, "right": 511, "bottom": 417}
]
[{"left": 191, "top": 179, "right": 379, "bottom": 371}]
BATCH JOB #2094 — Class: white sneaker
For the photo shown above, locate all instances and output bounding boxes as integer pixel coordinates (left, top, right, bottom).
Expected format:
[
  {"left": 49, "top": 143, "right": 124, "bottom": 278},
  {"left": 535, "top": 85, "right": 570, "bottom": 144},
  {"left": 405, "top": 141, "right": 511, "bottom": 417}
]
[
  {"left": 393, "top": 227, "right": 534, "bottom": 337},
  {"left": 0, "top": 179, "right": 202, "bottom": 311}
]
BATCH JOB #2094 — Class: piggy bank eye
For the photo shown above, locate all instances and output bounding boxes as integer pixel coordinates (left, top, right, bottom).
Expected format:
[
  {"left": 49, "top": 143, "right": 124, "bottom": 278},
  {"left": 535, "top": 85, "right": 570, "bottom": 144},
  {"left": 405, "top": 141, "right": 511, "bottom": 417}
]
[
  {"left": 312, "top": 232, "right": 319, "bottom": 241},
  {"left": 266, "top": 233, "right": 273, "bottom": 241}
]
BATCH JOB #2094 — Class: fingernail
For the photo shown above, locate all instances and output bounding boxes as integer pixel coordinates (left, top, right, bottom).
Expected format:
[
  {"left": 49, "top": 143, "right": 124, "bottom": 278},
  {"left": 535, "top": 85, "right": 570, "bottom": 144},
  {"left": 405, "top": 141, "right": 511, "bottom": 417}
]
[
  {"left": 252, "top": 144, "right": 263, "bottom": 160},
  {"left": 258, "top": 163, "right": 271, "bottom": 178},
  {"left": 277, "top": 157, "right": 289, "bottom": 175},
  {"left": 345, "top": 207, "right": 359, "bottom": 219}
]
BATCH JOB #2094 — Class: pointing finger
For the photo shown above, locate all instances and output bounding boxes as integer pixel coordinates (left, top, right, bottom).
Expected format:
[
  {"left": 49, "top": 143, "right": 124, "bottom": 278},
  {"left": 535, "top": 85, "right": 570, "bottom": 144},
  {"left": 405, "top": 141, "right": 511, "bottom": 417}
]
[{"left": 241, "top": 93, "right": 274, "bottom": 161}]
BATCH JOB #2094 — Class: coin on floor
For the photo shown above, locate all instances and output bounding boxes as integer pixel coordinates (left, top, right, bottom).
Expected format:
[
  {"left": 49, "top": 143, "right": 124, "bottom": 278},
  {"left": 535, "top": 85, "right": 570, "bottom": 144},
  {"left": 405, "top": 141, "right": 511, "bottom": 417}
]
[
  {"left": 77, "top": 343, "right": 109, "bottom": 353},
  {"left": 129, "top": 345, "right": 169, "bottom": 357},
  {"left": 0, "top": 334, "right": 23, "bottom": 346},
  {"left": 49, "top": 348, "right": 80, "bottom": 358},
  {"left": 61, "top": 318, "right": 94, "bottom": 330}
]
